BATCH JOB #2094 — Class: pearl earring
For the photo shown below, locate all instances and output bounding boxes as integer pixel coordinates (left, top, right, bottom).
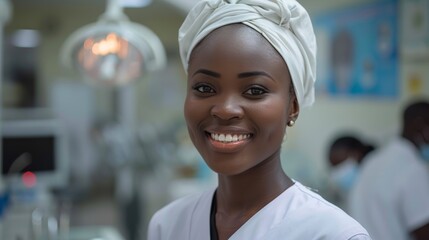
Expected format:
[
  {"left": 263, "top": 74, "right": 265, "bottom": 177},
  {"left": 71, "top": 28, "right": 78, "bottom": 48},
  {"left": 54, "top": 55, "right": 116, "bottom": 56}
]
[{"left": 287, "top": 120, "right": 295, "bottom": 127}]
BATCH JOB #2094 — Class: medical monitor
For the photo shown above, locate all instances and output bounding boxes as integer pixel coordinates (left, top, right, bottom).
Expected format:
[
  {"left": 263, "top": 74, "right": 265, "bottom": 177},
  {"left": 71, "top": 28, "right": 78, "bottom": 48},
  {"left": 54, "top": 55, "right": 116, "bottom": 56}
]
[{"left": 1, "top": 119, "right": 69, "bottom": 190}]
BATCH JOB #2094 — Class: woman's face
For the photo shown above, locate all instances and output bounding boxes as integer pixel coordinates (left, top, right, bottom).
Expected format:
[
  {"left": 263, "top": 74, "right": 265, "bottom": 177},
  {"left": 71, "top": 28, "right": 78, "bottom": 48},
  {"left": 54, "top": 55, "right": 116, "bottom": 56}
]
[{"left": 184, "top": 24, "right": 298, "bottom": 176}]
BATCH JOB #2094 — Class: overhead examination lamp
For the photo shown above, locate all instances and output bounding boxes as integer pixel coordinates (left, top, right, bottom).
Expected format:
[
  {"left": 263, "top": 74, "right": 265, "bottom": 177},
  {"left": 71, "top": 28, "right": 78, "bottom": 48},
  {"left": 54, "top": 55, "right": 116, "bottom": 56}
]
[{"left": 60, "top": 0, "right": 166, "bottom": 85}]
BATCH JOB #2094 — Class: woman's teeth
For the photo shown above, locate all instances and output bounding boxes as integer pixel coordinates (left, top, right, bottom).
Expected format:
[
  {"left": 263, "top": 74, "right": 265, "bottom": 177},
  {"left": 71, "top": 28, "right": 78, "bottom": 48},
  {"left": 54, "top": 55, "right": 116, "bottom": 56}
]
[{"left": 210, "top": 133, "right": 251, "bottom": 143}]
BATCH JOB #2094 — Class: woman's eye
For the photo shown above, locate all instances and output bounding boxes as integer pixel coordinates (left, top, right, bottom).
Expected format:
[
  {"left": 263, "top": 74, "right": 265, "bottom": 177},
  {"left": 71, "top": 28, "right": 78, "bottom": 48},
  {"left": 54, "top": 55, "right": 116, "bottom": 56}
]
[
  {"left": 193, "top": 84, "right": 215, "bottom": 93},
  {"left": 244, "top": 87, "right": 267, "bottom": 96}
]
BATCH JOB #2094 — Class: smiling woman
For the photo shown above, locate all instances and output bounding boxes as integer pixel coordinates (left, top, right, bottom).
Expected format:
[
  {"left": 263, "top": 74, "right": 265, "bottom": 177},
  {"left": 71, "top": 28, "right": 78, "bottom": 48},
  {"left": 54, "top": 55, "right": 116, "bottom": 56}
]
[
  {"left": 148, "top": 1, "right": 371, "bottom": 240},
  {"left": 185, "top": 24, "right": 296, "bottom": 177}
]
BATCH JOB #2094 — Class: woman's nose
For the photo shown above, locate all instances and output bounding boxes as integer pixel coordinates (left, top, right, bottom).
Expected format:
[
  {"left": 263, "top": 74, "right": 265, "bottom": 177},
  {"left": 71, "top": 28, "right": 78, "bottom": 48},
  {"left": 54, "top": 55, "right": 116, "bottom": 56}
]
[{"left": 210, "top": 95, "right": 244, "bottom": 121}]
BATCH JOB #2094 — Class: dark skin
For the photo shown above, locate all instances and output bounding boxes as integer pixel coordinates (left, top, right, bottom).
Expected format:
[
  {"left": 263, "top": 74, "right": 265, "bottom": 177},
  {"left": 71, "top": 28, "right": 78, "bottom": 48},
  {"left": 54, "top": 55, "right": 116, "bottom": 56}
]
[
  {"left": 413, "top": 224, "right": 429, "bottom": 240},
  {"left": 185, "top": 24, "right": 298, "bottom": 240},
  {"left": 329, "top": 147, "right": 361, "bottom": 167},
  {"left": 328, "top": 136, "right": 370, "bottom": 167},
  {"left": 401, "top": 109, "right": 429, "bottom": 240}
]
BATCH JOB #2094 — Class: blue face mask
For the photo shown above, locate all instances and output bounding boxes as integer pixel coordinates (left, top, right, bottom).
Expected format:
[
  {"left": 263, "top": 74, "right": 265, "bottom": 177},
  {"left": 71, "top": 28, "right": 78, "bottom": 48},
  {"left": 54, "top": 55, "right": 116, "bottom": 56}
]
[
  {"left": 420, "top": 144, "right": 429, "bottom": 163},
  {"left": 330, "top": 158, "right": 359, "bottom": 193}
]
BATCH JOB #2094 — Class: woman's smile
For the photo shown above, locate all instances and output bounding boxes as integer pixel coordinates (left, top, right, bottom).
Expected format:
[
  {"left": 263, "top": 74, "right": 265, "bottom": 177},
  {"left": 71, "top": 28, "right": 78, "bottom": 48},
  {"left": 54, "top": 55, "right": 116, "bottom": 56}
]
[{"left": 205, "top": 130, "right": 253, "bottom": 153}]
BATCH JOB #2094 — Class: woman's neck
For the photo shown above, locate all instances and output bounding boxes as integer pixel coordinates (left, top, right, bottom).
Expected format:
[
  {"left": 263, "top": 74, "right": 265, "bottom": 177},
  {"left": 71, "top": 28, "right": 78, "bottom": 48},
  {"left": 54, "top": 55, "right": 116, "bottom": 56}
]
[
  {"left": 216, "top": 156, "right": 293, "bottom": 213},
  {"left": 213, "top": 156, "right": 293, "bottom": 240}
]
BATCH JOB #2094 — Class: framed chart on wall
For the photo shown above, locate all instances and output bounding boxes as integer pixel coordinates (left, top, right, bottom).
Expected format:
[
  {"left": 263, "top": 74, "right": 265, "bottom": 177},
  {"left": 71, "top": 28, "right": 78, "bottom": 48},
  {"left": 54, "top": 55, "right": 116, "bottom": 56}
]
[
  {"left": 313, "top": 0, "right": 399, "bottom": 99},
  {"left": 401, "top": 0, "right": 429, "bottom": 60}
]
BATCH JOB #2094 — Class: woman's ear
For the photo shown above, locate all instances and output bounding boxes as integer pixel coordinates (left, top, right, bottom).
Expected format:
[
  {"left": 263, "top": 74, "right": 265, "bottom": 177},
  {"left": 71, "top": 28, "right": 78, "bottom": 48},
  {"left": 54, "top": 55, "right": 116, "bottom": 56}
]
[{"left": 288, "top": 95, "right": 300, "bottom": 125}]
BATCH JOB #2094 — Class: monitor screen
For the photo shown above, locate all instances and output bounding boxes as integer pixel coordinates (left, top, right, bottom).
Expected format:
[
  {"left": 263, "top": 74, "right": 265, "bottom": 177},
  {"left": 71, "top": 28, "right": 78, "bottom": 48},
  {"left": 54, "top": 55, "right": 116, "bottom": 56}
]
[
  {"left": 1, "top": 119, "right": 68, "bottom": 190},
  {"left": 2, "top": 136, "right": 56, "bottom": 175}
]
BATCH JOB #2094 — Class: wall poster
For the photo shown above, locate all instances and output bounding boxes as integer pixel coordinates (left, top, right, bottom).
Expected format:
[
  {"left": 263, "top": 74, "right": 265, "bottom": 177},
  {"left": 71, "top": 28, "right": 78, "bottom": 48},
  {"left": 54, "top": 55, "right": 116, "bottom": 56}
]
[
  {"left": 313, "top": 0, "right": 399, "bottom": 98},
  {"left": 401, "top": 0, "right": 429, "bottom": 60}
]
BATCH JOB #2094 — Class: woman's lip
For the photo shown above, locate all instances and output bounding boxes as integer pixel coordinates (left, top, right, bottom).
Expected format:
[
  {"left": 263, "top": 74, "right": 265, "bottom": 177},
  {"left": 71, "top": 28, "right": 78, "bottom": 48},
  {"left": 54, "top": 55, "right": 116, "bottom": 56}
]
[
  {"left": 205, "top": 127, "right": 253, "bottom": 135},
  {"left": 207, "top": 132, "right": 252, "bottom": 142},
  {"left": 205, "top": 131, "right": 252, "bottom": 152}
]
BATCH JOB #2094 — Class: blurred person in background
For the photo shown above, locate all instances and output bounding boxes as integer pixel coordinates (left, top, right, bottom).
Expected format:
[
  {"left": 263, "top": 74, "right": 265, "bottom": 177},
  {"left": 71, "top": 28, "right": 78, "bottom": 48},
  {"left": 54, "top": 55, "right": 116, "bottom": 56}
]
[
  {"left": 327, "top": 135, "right": 375, "bottom": 211},
  {"left": 349, "top": 100, "right": 429, "bottom": 240},
  {"left": 147, "top": 0, "right": 371, "bottom": 239}
]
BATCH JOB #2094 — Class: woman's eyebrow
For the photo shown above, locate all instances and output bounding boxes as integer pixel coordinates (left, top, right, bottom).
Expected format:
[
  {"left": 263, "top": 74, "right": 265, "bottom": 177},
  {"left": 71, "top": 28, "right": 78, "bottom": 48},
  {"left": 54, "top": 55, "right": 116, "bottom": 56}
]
[
  {"left": 192, "top": 69, "right": 274, "bottom": 80},
  {"left": 238, "top": 71, "right": 274, "bottom": 80},
  {"left": 192, "top": 69, "right": 221, "bottom": 78}
]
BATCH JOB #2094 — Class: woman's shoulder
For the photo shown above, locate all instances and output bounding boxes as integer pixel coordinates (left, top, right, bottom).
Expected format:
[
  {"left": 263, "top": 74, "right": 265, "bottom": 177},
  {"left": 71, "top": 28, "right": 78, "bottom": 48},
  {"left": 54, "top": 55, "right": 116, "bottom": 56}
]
[
  {"left": 148, "top": 187, "right": 215, "bottom": 240},
  {"left": 280, "top": 182, "right": 371, "bottom": 239}
]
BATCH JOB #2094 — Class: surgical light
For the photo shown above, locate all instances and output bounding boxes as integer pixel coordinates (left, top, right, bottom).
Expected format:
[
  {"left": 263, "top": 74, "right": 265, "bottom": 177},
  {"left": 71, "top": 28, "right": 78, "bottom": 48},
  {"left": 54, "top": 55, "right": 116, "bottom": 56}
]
[{"left": 60, "top": 0, "right": 166, "bottom": 85}]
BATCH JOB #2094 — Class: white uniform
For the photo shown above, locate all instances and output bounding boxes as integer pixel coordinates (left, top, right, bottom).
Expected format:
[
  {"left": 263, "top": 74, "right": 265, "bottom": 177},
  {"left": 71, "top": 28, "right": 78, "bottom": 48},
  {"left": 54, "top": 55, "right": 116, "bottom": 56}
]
[
  {"left": 148, "top": 181, "right": 370, "bottom": 240},
  {"left": 349, "top": 138, "right": 429, "bottom": 240}
]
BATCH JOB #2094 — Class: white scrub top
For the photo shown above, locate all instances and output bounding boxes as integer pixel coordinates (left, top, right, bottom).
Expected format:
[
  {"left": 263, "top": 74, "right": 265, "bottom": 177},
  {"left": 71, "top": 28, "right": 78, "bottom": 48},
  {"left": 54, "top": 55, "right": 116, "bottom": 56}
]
[
  {"left": 349, "top": 137, "right": 429, "bottom": 240},
  {"left": 148, "top": 181, "right": 370, "bottom": 240}
]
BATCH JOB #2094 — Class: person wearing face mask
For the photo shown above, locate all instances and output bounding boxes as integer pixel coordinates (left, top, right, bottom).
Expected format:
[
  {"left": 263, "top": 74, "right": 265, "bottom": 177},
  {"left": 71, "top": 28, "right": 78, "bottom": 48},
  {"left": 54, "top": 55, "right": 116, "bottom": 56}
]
[
  {"left": 349, "top": 100, "right": 429, "bottom": 240},
  {"left": 147, "top": 0, "right": 371, "bottom": 239},
  {"left": 327, "top": 135, "right": 375, "bottom": 210}
]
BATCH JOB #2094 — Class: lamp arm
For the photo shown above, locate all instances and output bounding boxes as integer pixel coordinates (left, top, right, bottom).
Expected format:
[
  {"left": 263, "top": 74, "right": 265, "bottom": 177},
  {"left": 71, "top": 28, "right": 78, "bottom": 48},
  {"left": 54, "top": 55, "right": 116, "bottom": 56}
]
[{"left": 101, "top": 0, "right": 129, "bottom": 22}]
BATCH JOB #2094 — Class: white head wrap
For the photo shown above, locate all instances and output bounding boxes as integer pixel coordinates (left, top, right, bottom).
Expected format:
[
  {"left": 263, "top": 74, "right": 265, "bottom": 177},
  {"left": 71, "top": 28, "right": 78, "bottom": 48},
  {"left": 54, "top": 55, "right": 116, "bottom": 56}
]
[{"left": 178, "top": 0, "right": 317, "bottom": 107}]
